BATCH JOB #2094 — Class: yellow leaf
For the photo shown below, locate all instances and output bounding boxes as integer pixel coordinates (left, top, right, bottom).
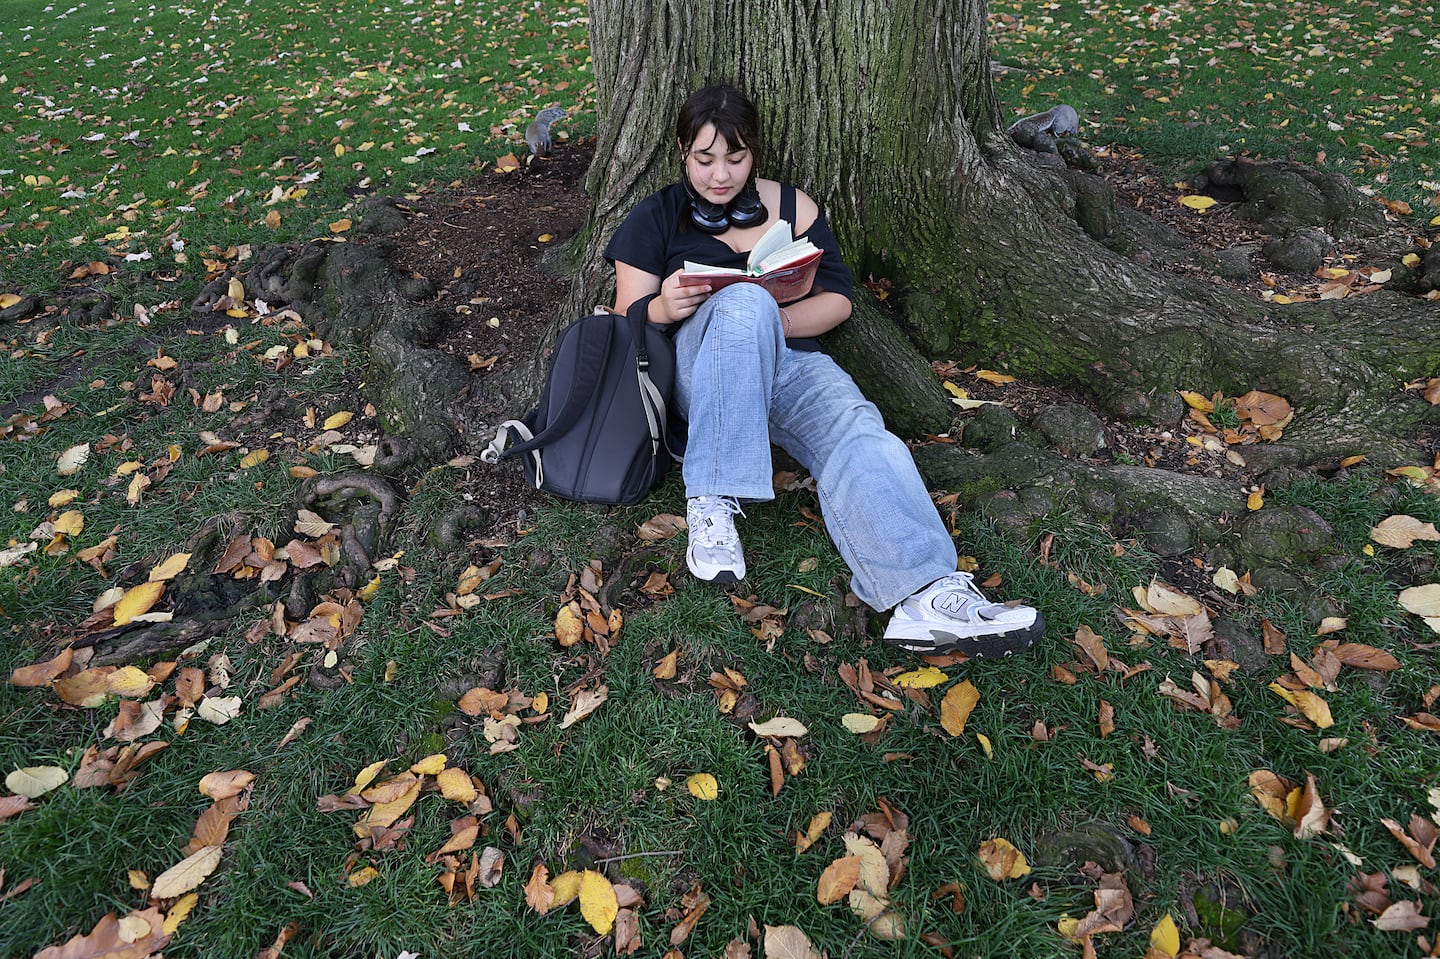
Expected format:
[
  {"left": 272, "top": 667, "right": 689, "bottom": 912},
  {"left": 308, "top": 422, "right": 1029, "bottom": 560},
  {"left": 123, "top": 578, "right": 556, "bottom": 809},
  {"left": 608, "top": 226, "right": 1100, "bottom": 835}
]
[
  {"left": 942, "top": 381, "right": 967, "bottom": 397},
  {"left": 555, "top": 603, "right": 584, "bottom": 646},
  {"left": 227, "top": 277, "right": 245, "bottom": 301},
  {"left": 578, "top": 870, "right": 618, "bottom": 935},
  {"left": 347, "top": 866, "right": 379, "bottom": 887},
  {"left": 1179, "top": 194, "right": 1217, "bottom": 210},
  {"left": 842, "top": 713, "right": 883, "bottom": 734},
  {"left": 409, "top": 753, "right": 447, "bottom": 775},
  {"left": 5, "top": 765, "right": 68, "bottom": 798},
  {"left": 978, "top": 837, "right": 1030, "bottom": 880},
  {"left": 335, "top": 143, "right": 347, "bottom": 157},
  {"left": 436, "top": 767, "right": 476, "bottom": 802},
  {"left": 1315, "top": 616, "right": 1347, "bottom": 635},
  {"left": 105, "top": 666, "right": 154, "bottom": 699},
  {"left": 151, "top": 845, "right": 222, "bottom": 898},
  {"left": 537, "top": 233, "right": 554, "bottom": 242},
  {"left": 149, "top": 552, "right": 192, "bottom": 582},
  {"left": 686, "top": 773, "right": 719, "bottom": 800},
  {"left": 358, "top": 575, "right": 381, "bottom": 601},
  {"left": 323, "top": 411, "right": 353, "bottom": 430},
  {"left": 48, "top": 489, "right": 80, "bottom": 507},
  {"left": 163, "top": 892, "right": 199, "bottom": 934},
  {"left": 974, "top": 369, "right": 1017, "bottom": 385},
  {"left": 126, "top": 472, "right": 151, "bottom": 506},
  {"left": 976, "top": 733, "right": 994, "bottom": 758},
  {"left": 0, "top": 292, "right": 20, "bottom": 309},
  {"left": 1178, "top": 390, "right": 1215, "bottom": 412},
  {"left": 350, "top": 760, "right": 388, "bottom": 794},
  {"left": 1403, "top": 252, "right": 1422, "bottom": 268},
  {"left": 550, "top": 869, "right": 582, "bottom": 906},
  {"left": 1150, "top": 913, "right": 1180, "bottom": 955},
  {"left": 112, "top": 580, "right": 166, "bottom": 626},
  {"left": 1247, "top": 489, "right": 1265, "bottom": 511},
  {"left": 128, "top": 870, "right": 150, "bottom": 890},
  {"left": 239, "top": 449, "right": 270, "bottom": 469},
  {"left": 894, "top": 666, "right": 947, "bottom": 688},
  {"left": 330, "top": 218, "right": 353, "bottom": 233},
  {"left": 48, "top": 512, "right": 84, "bottom": 543},
  {"left": 940, "top": 680, "right": 980, "bottom": 736},
  {"left": 1268, "top": 683, "right": 1334, "bottom": 728}
]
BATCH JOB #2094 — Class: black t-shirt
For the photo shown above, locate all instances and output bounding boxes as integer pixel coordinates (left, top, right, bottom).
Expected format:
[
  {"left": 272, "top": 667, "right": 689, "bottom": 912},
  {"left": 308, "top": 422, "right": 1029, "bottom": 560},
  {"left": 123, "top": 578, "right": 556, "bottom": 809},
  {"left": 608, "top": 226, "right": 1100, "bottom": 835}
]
[{"left": 604, "top": 182, "right": 854, "bottom": 351}]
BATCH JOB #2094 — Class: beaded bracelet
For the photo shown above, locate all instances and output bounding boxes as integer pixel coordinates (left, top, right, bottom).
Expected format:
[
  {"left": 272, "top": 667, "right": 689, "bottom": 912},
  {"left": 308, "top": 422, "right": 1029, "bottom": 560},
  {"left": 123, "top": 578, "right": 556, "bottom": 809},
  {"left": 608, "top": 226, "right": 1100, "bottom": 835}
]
[{"left": 780, "top": 307, "right": 793, "bottom": 337}]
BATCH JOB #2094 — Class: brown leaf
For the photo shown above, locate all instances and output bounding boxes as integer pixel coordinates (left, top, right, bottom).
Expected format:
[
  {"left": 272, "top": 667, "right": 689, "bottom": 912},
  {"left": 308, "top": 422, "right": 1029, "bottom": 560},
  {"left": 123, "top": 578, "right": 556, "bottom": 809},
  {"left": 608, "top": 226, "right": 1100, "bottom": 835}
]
[
  {"left": 763, "top": 924, "right": 822, "bottom": 959},
  {"left": 816, "top": 855, "right": 861, "bottom": 904},
  {"left": 939, "top": 680, "right": 979, "bottom": 736},
  {"left": 1261, "top": 618, "right": 1287, "bottom": 655},
  {"left": 1325, "top": 641, "right": 1402, "bottom": 672},
  {"left": 1072, "top": 625, "right": 1110, "bottom": 672},
  {"left": 558, "top": 684, "right": 608, "bottom": 729},
  {"left": 9, "top": 647, "right": 75, "bottom": 687},
  {"left": 1382, "top": 816, "right": 1438, "bottom": 868},
  {"left": 653, "top": 649, "right": 679, "bottom": 680},
  {"left": 637, "top": 513, "right": 686, "bottom": 541},
  {"left": 33, "top": 908, "right": 169, "bottom": 959},
  {"left": 1097, "top": 700, "right": 1115, "bottom": 739},
  {"left": 198, "top": 769, "right": 255, "bottom": 801},
  {"left": 525, "top": 862, "right": 555, "bottom": 914},
  {"left": 795, "top": 811, "right": 831, "bottom": 854},
  {"left": 669, "top": 889, "right": 710, "bottom": 946},
  {"left": 186, "top": 793, "right": 248, "bottom": 855},
  {"left": 1372, "top": 900, "right": 1429, "bottom": 931}
]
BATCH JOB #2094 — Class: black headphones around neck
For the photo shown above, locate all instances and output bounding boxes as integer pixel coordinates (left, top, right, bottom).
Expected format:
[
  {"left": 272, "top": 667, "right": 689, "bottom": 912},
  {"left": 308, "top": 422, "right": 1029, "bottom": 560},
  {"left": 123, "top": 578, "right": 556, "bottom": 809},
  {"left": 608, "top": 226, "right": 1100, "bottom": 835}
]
[{"left": 683, "top": 176, "right": 766, "bottom": 234}]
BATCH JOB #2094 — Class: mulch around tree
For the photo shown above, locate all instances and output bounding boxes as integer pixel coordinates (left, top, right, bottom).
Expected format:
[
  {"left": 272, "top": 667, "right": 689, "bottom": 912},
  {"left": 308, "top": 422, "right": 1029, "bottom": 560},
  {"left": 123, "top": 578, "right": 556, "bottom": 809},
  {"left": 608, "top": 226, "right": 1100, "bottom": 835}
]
[{"left": 378, "top": 139, "right": 1375, "bottom": 550}]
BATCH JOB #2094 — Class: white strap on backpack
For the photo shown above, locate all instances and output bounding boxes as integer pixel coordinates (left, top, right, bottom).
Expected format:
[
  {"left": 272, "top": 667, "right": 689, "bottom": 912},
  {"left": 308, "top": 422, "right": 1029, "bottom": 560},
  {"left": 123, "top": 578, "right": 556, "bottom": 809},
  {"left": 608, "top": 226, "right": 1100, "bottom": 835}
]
[{"left": 481, "top": 420, "right": 544, "bottom": 488}]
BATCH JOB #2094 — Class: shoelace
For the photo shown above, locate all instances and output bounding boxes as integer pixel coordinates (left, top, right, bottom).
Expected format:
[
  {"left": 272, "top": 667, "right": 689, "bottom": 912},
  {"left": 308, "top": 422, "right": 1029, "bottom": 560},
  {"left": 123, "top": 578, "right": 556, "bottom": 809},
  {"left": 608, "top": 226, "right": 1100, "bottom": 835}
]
[
  {"left": 691, "top": 496, "right": 743, "bottom": 548},
  {"left": 926, "top": 573, "right": 995, "bottom": 615}
]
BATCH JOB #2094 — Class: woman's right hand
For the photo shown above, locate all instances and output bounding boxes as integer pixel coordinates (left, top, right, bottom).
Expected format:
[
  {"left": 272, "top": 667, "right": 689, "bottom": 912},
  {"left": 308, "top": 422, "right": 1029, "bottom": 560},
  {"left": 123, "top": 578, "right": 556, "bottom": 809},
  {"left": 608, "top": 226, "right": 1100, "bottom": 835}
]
[{"left": 653, "top": 269, "right": 711, "bottom": 324}]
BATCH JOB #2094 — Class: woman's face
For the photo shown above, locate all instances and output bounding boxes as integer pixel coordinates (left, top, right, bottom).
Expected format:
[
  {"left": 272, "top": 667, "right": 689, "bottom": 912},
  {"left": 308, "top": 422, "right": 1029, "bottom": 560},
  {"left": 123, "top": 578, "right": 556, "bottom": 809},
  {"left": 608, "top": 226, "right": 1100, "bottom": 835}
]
[{"left": 682, "top": 123, "right": 754, "bottom": 207}]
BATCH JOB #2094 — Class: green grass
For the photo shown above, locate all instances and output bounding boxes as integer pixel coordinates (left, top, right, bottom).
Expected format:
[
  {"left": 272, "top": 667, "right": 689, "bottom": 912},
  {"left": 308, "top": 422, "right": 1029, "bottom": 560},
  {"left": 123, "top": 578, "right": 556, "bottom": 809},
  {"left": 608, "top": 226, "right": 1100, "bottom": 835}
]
[
  {"left": 989, "top": 0, "right": 1440, "bottom": 217},
  {"left": 4, "top": 2, "right": 1440, "bottom": 958}
]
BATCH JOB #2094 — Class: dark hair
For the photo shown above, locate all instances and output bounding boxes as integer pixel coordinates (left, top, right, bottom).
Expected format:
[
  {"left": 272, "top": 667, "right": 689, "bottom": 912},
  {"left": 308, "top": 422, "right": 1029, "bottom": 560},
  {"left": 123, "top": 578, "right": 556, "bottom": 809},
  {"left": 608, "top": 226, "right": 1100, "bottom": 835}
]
[{"left": 675, "top": 84, "right": 764, "bottom": 170}]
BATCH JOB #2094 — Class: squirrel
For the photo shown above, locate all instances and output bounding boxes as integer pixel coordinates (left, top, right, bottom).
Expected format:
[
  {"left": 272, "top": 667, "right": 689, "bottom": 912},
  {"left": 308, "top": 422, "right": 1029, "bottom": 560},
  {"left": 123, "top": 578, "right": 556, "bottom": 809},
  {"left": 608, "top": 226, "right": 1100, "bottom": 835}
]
[
  {"left": 524, "top": 107, "right": 569, "bottom": 162},
  {"left": 1008, "top": 104, "right": 1080, "bottom": 154}
]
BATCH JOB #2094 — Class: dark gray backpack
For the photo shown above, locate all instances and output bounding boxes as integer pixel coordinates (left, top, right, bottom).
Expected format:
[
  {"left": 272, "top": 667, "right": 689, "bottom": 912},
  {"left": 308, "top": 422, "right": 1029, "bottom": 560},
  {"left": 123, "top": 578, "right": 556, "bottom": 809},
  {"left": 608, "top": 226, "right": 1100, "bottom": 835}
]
[{"left": 481, "top": 309, "right": 681, "bottom": 505}]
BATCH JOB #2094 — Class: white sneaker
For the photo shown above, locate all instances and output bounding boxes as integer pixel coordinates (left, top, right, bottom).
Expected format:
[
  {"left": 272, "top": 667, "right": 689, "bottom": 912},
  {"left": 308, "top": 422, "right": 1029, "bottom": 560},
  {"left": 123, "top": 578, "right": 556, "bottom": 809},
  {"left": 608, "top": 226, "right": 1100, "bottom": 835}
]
[
  {"left": 883, "top": 572, "right": 1043, "bottom": 656},
  {"left": 686, "top": 495, "right": 746, "bottom": 584}
]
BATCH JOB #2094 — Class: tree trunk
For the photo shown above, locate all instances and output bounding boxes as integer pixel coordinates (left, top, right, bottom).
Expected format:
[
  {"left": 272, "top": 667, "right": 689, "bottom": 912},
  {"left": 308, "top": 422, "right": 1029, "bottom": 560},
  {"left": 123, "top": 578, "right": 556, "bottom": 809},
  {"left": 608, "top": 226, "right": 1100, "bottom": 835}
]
[{"left": 557, "top": 0, "right": 1438, "bottom": 458}]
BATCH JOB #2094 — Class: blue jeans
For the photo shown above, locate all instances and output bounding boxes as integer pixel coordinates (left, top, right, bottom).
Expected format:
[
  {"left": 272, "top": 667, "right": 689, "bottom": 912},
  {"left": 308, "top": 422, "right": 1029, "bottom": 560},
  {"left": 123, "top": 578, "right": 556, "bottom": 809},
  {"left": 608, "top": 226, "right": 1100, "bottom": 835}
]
[{"left": 672, "top": 284, "right": 957, "bottom": 610}]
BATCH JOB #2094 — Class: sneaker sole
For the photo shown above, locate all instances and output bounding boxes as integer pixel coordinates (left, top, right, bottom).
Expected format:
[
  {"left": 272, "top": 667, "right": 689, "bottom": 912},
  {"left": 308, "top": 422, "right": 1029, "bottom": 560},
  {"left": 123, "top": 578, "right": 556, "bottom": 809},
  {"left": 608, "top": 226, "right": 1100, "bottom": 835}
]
[
  {"left": 687, "top": 553, "right": 745, "bottom": 585},
  {"left": 884, "top": 613, "right": 1045, "bottom": 658}
]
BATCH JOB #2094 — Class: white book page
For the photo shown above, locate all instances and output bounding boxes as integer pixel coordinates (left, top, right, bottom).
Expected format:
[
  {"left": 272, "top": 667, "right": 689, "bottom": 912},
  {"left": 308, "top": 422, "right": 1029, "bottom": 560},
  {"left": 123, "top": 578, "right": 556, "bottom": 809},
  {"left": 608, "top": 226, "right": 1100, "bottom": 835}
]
[
  {"left": 755, "top": 239, "right": 819, "bottom": 275},
  {"left": 681, "top": 260, "right": 744, "bottom": 275},
  {"left": 746, "top": 219, "right": 794, "bottom": 271}
]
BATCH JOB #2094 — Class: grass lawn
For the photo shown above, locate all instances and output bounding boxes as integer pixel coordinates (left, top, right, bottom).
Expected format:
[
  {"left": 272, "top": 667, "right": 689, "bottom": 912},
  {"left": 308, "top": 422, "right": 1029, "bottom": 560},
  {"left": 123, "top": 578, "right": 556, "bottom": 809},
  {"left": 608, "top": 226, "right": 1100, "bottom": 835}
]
[{"left": 2, "top": 2, "right": 1439, "bottom": 958}]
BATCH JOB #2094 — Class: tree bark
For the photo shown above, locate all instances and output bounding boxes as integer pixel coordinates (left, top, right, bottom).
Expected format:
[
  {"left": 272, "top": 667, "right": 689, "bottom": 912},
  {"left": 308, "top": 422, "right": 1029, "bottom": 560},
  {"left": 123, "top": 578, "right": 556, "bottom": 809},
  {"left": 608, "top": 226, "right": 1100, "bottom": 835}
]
[{"left": 565, "top": 0, "right": 1438, "bottom": 460}]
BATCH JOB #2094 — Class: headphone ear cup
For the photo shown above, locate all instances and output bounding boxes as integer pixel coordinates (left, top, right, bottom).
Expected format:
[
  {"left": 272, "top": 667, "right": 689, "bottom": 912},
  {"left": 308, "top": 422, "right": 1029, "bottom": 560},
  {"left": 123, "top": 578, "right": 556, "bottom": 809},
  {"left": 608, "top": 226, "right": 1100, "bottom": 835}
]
[
  {"left": 689, "top": 198, "right": 731, "bottom": 234},
  {"left": 726, "top": 186, "right": 766, "bottom": 229}
]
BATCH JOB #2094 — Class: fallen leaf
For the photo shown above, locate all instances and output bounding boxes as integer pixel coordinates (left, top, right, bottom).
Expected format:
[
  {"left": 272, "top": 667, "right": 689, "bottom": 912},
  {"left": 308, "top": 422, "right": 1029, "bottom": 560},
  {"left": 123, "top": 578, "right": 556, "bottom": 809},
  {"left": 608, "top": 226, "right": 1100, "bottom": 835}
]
[
  {"left": 1150, "top": 913, "right": 1180, "bottom": 956},
  {"left": 796, "top": 811, "right": 831, "bottom": 854},
  {"left": 151, "top": 845, "right": 222, "bottom": 898},
  {"left": 198, "top": 769, "right": 254, "bottom": 800},
  {"left": 686, "top": 773, "right": 719, "bottom": 800},
  {"left": 1372, "top": 900, "right": 1429, "bottom": 931},
  {"left": 763, "top": 924, "right": 822, "bottom": 959},
  {"left": 6, "top": 766, "right": 68, "bottom": 798},
  {"left": 579, "top": 870, "right": 618, "bottom": 935},
  {"left": 1371, "top": 515, "right": 1440, "bottom": 548},
  {"left": 894, "top": 666, "right": 947, "bottom": 688},
  {"left": 525, "top": 862, "right": 555, "bottom": 914},
  {"left": 56, "top": 443, "right": 90, "bottom": 475},
  {"left": 112, "top": 581, "right": 166, "bottom": 626},
  {"left": 748, "top": 717, "right": 808, "bottom": 738},
  {"left": 940, "top": 680, "right": 980, "bottom": 736},
  {"left": 842, "top": 713, "right": 883, "bottom": 734},
  {"left": 816, "top": 856, "right": 861, "bottom": 904},
  {"left": 558, "top": 685, "right": 608, "bottom": 728},
  {"left": 1179, "top": 194, "right": 1217, "bottom": 210},
  {"left": 978, "top": 837, "right": 1030, "bottom": 880}
]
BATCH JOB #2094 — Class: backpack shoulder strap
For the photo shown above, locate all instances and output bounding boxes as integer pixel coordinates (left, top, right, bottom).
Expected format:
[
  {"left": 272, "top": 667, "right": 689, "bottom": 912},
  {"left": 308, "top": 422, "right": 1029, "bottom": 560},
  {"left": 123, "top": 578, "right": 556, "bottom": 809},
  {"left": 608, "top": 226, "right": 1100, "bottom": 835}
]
[{"left": 780, "top": 184, "right": 797, "bottom": 228}]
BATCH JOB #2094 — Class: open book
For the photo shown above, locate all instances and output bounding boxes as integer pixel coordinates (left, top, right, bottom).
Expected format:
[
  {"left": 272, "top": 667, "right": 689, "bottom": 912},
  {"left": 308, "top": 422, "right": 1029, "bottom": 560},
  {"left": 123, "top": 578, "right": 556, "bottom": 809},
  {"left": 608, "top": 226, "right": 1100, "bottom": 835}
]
[{"left": 679, "top": 219, "right": 822, "bottom": 302}]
